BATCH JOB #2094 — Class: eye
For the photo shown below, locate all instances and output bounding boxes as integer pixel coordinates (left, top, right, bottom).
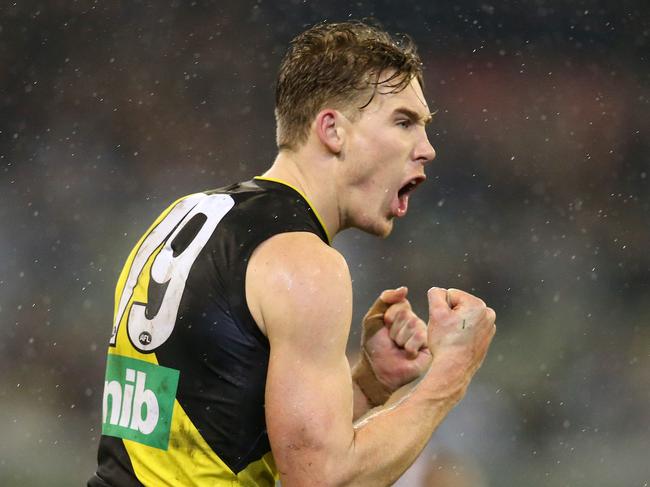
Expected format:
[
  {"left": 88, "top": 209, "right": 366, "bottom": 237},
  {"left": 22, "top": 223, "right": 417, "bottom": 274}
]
[{"left": 396, "top": 119, "right": 412, "bottom": 129}]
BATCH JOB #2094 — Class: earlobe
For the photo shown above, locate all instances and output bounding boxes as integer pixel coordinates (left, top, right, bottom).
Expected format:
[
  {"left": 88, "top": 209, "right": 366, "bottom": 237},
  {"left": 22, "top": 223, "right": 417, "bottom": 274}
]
[{"left": 315, "top": 109, "right": 344, "bottom": 155}]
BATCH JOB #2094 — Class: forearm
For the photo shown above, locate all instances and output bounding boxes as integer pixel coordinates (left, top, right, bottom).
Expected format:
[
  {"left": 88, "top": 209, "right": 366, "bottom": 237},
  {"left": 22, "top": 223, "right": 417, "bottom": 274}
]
[
  {"left": 351, "top": 394, "right": 455, "bottom": 485},
  {"left": 335, "top": 361, "right": 466, "bottom": 486},
  {"left": 351, "top": 365, "right": 421, "bottom": 421}
]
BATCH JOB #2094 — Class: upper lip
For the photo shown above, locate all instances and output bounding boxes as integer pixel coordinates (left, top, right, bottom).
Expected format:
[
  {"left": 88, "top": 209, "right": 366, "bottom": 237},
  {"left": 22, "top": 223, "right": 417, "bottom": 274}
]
[{"left": 398, "top": 174, "right": 426, "bottom": 197}]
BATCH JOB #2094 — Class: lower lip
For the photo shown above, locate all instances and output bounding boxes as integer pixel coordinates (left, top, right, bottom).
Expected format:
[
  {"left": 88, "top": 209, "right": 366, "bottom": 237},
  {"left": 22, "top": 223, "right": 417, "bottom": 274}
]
[{"left": 392, "top": 193, "right": 410, "bottom": 217}]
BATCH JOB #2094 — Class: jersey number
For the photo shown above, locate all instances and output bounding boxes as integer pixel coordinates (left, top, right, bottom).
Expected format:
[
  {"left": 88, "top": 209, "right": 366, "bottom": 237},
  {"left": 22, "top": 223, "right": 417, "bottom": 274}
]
[{"left": 110, "top": 194, "right": 235, "bottom": 353}]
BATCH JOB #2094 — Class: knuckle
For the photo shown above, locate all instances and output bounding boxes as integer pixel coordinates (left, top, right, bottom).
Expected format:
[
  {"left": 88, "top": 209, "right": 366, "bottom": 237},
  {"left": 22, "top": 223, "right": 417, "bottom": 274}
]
[
  {"left": 465, "top": 299, "right": 486, "bottom": 316},
  {"left": 390, "top": 325, "right": 401, "bottom": 339},
  {"left": 486, "top": 307, "right": 496, "bottom": 322},
  {"left": 469, "top": 295, "right": 485, "bottom": 308},
  {"left": 395, "top": 308, "right": 408, "bottom": 322},
  {"left": 384, "top": 308, "right": 396, "bottom": 323},
  {"left": 450, "top": 288, "right": 469, "bottom": 299}
]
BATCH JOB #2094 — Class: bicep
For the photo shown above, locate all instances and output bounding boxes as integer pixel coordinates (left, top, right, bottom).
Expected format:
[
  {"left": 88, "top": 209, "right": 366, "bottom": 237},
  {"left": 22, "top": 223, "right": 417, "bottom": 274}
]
[
  {"left": 247, "top": 232, "right": 355, "bottom": 483},
  {"left": 266, "top": 341, "right": 353, "bottom": 482}
]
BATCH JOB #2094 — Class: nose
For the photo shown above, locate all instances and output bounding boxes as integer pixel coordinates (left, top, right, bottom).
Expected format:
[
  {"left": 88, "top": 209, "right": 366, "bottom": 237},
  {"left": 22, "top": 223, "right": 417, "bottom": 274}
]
[{"left": 414, "top": 132, "right": 436, "bottom": 165}]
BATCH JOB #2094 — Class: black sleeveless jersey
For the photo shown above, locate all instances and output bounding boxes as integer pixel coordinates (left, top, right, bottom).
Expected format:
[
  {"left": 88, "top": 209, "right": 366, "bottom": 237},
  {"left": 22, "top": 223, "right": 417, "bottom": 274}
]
[{"left": 88, "top": 177, "right": 330, "bottom": 486}]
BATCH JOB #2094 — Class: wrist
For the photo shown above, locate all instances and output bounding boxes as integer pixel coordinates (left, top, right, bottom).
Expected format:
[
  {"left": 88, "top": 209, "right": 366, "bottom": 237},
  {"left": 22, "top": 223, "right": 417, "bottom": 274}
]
[
  {"left": 419, "top": 354, "right": 471, "bottom": 405},
  {"left": 352, "top": 351, "right": 392, "bottom": 407}
]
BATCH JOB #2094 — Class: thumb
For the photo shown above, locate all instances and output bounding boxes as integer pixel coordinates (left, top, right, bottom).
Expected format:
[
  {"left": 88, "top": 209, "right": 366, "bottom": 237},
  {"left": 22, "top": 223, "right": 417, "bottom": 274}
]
[
  {"left": 427, "top": 286, "right": 451, "bottom": 322},
  {"left": 366, "top": 286, "right": 408, "bottom": 317},
  {"left": 363, "top": 287, "right": 408, "bottom": 338}
]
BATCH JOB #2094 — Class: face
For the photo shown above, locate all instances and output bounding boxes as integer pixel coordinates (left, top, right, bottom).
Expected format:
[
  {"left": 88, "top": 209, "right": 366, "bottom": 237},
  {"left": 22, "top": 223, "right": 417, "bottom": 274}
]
[{"left": 337, "top": 76, "right": 436, "bottom": 237}]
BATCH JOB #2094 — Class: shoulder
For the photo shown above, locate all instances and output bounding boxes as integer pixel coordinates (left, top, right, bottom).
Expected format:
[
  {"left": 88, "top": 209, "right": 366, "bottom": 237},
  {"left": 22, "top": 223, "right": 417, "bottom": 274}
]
[
  {"left": 251, "top": 231, "right": 347, "bottom": 282},
  {"left": 246, "top": 232, "right": 352, "bottom": 343}
]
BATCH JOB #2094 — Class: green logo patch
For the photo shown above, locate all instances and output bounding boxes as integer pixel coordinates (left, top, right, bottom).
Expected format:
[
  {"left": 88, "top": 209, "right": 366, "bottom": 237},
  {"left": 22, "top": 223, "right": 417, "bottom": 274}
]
[{"left": 102, "top": 355, "right": 179, "bottom": 450}]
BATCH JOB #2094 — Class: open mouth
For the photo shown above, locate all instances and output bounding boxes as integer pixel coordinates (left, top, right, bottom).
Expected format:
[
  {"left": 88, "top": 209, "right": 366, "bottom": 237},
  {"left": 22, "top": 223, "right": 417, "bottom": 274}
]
[
  {"left": 394, "top": 176, "right": 426, "bottom": 217},
  {"left": 398, "top": 177, "right": 425, "bottom": 198},
  {"left": 398, "top": 175, "right": 426, "bottom": 198}
]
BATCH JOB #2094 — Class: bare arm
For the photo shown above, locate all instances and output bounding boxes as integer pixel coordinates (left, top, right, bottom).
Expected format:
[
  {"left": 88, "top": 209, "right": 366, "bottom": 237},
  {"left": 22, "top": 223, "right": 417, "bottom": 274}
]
[{"left": 246, "top": 232, "right": 495, "bottom": 486}]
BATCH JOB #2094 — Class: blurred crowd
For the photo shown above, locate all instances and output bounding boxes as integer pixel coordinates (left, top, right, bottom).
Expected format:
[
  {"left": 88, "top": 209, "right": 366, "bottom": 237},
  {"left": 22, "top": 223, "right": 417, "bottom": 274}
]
[{"left": 1, "top": 1, "right": 648, "bottom": 485}]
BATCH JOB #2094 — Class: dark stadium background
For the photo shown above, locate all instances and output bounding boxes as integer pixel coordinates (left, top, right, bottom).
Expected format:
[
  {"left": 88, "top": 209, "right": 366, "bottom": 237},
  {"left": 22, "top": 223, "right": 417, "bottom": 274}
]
[{"left": 1, "top": 1, "right": 648, "bottom": 485}]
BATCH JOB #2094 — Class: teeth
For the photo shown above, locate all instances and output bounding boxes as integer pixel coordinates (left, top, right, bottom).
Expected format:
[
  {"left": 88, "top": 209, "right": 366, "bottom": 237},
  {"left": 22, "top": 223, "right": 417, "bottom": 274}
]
[{"left": 399, "top": 179, "right": 420, "bottom": 197}]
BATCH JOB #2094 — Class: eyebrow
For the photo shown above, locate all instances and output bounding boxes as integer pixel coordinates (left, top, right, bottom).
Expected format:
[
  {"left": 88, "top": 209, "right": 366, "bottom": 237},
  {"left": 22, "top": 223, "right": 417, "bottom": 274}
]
[{"left": 393, "top": 107, "right": 434, "bottom": 125}]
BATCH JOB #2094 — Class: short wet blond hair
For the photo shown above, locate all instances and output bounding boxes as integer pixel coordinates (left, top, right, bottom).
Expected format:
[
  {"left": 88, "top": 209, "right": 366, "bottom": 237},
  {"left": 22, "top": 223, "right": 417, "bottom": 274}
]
[{"left": 275, "top": 21, "right": 424, "bottom": 150}]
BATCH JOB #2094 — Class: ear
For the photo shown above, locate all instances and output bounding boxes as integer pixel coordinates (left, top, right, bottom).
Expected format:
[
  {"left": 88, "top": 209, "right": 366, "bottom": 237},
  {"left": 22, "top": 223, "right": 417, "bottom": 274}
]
[{"left": 314, "top": 109, "right": 345, "bottom": 154}]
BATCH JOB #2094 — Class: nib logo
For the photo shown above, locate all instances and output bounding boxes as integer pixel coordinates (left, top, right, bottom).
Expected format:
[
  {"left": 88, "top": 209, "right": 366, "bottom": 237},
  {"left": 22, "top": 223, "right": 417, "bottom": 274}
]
[
  {"left": 102, "top": 355, "right": 179, "bottom": 450},
  {"left": 103, "top": 368, "right": 159, "bottom": 434}
]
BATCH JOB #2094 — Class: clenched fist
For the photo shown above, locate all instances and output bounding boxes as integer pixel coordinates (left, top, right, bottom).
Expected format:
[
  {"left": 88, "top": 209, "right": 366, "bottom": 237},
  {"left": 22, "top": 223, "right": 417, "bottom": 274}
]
[
  {"left": 353, "top": 287, "right": 432, "bottom": 406},
  {"left": 425, "top": 287, "right": 496, "bottom": 401}
]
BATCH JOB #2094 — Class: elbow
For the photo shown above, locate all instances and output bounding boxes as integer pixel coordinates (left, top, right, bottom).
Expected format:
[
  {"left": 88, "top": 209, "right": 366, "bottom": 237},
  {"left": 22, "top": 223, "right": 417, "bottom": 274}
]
[
  {"left": 318, "top": 460, "right": 357, "bottom": 487},
  {"left": 276, "top": 449, "right": 357, "bottom": 487},
  {"left": 279, "top": 470, "right": 353, "bottom": 487}
]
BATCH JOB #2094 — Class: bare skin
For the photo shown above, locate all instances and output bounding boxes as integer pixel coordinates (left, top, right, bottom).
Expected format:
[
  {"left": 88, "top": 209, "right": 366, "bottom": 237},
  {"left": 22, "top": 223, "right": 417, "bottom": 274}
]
[{"left": 246, "top": 75, "right": 496, "bottom": 486}]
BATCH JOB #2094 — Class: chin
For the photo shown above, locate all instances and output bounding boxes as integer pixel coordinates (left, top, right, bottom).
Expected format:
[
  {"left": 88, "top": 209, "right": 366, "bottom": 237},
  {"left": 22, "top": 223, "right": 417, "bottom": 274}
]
[
  {"left": 378, "top": 221, "right": 394, "bottom": 238},
  {"left": 346, "top": 206, "right": 395, "bottom": 238},
  {"left": 359, "top": 217, "right": 394, "bottom": 238}
]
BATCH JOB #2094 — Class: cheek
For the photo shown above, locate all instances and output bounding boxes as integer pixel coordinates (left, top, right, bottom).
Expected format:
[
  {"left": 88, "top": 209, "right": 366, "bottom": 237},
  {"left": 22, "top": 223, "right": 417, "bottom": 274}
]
[
  {"left": 345, "top": 135, "right": 404, "bottom": 192},
  {"left": 362, "top": 168, "right": 391, "bottom": 196}
]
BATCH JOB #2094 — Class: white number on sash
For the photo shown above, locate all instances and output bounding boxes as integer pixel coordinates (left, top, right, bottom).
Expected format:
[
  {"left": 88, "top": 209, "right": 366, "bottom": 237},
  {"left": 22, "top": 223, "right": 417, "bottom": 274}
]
[{"left": 109, "top": 194, "right": 234, "bottom": 352}]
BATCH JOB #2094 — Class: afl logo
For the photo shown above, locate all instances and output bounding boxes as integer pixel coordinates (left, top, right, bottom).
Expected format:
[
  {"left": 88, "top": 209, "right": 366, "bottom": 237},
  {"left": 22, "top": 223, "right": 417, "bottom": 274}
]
[{"left": 138, "top": 331, "right": 152, "bottom": 346}]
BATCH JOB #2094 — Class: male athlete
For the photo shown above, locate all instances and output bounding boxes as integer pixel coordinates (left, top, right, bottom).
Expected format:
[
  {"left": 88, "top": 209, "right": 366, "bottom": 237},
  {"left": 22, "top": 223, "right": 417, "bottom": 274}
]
[{"left": 89, "top": 21, "right": 495, "bottom": 486}]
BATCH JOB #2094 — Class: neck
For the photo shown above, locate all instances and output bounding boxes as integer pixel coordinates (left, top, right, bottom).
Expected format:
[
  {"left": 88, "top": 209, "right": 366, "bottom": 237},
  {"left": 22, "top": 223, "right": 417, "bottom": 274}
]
[{"left": 261, "top": 148, "right": 342, "bottom": 239}]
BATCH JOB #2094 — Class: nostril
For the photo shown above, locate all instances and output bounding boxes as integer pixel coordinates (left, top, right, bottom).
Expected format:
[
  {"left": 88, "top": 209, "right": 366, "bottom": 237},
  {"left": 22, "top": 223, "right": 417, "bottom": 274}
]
[{"left": 416, "top": 142, "right": 436, "bottom": 164}]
